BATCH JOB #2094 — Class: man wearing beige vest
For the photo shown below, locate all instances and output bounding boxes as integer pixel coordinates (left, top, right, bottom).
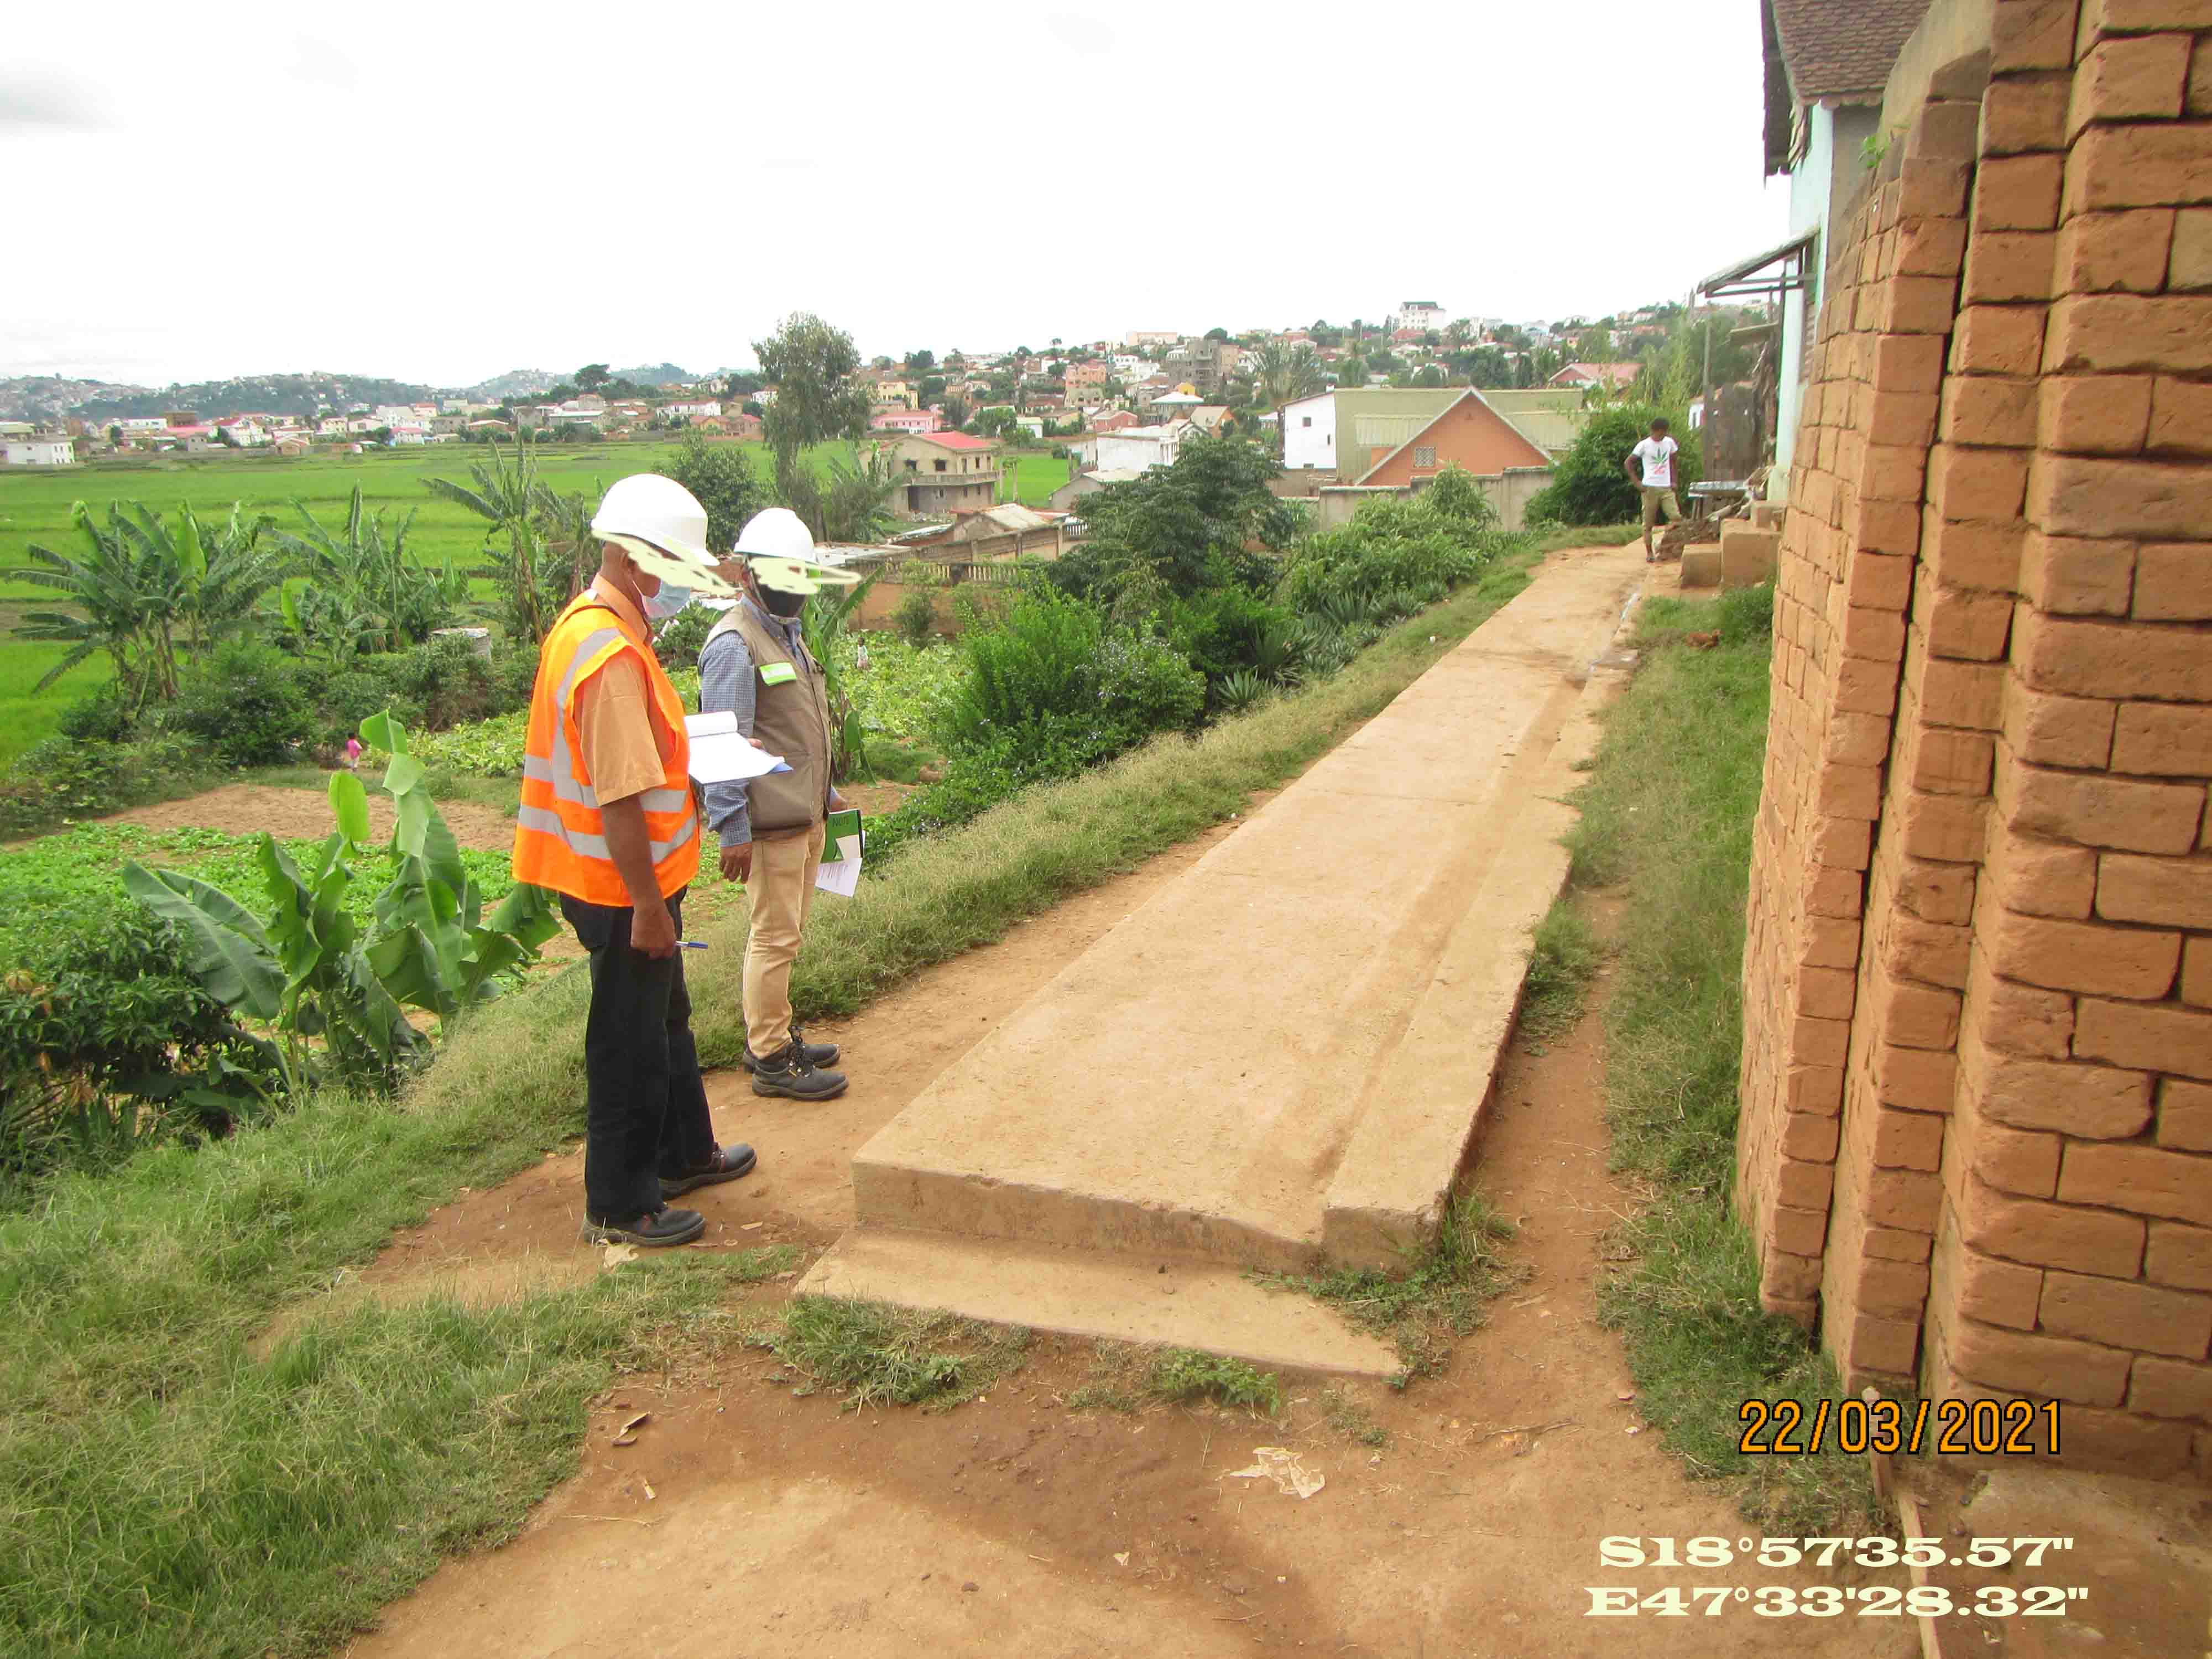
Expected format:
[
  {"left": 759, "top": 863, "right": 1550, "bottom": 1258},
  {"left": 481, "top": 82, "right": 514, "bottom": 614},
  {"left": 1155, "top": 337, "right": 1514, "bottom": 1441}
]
[{"left": 700, "top": 508, "right": 854, "bottom": 1101}]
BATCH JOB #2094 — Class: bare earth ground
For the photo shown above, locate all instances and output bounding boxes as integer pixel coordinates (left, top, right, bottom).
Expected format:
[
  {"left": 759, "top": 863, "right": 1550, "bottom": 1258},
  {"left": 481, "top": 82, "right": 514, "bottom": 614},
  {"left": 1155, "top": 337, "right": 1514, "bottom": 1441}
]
[
  {"left": 317, "top": 833, "right": 1933, "bottom": 1659},
  {"left": 103, "top": 781, "right": 523, "bottom": 853}
]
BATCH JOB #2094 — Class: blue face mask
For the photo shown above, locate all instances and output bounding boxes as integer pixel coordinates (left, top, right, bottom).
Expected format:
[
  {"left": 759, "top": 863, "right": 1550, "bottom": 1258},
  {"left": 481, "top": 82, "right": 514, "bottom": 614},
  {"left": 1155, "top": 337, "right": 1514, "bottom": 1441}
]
[{"left": 644, "top": 582, "right": 692, "bottom": 621}]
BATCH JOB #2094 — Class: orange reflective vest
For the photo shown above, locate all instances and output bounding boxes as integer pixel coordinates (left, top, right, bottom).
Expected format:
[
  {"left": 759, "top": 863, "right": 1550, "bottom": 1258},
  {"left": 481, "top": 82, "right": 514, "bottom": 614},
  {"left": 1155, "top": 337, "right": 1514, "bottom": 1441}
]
[{"left": 512, "top": 588, "right": 700, "bottom": 906}]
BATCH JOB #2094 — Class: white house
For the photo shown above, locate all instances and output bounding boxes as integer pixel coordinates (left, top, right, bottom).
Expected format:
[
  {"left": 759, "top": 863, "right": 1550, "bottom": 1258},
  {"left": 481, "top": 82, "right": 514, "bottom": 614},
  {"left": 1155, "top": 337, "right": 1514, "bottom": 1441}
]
[
  {"left": 1093, "top": 421, "right": 1192, "bottom": 473},
  {"left": 1109, "top": 353, "right": 1145, "bottom": 378},
  {"left": 1280, "top": 390, "right": 1338, "bottom": 471},
  {"left": 117, "top": 416, "right": 168, "bottom": 434},
  {"left": 4, "top": 437, "right": 76, "bottom": 467},
  {"left": 218, "top": 421, "right": 269, "bottom": 447},
  {"left": 663, "top": 400, "right": 722, "bottom": 421},
  {"left": 1390, "top": 300, "right": 1446, "bottom": 335},
  {"left": 317, "top": 418, "right": 349, "bottom": 437}
]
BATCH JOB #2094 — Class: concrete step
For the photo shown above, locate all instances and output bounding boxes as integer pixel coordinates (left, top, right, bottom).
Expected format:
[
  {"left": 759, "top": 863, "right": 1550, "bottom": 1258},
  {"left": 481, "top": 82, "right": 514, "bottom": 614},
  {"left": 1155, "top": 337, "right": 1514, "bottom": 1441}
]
[
  {"left": 795, "top": 1226, "right": 1404, "bottom": 1378},
  {"left": 1719, "top": 521, "right": 1780, "bottom": 587},
  {"left": 841, "top": 547, "right": 1645, "bottom": 1278}
]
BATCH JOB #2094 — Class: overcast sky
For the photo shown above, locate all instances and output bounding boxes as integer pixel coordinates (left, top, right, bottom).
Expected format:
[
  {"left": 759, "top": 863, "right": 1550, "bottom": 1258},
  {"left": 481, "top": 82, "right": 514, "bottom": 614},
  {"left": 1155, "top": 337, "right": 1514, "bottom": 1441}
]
[{"left": 1, "top": 1, "right": 1787, "bottom": 389}]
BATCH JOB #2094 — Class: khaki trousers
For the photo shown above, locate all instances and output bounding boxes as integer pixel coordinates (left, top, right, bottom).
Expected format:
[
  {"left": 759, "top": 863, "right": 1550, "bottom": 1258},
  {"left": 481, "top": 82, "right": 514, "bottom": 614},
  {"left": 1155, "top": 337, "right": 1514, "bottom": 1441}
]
[{"left": 742, "top": 821, "right": 824, "bottom": 1056}]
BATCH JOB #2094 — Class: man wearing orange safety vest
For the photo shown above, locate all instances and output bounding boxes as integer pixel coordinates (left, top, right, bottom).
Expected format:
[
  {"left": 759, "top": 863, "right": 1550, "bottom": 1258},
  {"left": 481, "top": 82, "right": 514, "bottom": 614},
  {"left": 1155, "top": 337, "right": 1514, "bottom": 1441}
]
[{"left": 513, "top": 474, "right": 758, "bottom": 1248}]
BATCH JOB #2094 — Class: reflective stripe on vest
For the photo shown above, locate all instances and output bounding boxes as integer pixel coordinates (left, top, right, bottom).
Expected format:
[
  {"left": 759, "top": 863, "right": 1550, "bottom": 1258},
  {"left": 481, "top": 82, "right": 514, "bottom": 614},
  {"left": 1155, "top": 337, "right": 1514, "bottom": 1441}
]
[{"left": 512, "top": 591, "right": 700, "bottom": 905}]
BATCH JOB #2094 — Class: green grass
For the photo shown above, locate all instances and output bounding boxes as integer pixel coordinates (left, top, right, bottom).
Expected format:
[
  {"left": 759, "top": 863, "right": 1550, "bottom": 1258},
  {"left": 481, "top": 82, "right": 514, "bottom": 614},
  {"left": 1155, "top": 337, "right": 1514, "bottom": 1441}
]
[
  {"left": 1262, "top": 1194, "right": 1525, "bottom": 1384},
  {"left": 1568, "top": 583, "right": 1880, "bottom": 1535},
  {"left": 1006, "top": 448, "right": 1073, "bottom": 505},
  {"left": 746, "top": 1297, "right": 1029, "bottom": 1411},
  {"left": 1067, "top": 1343, "right": 1282, "bottom": 1415},
  {"left": 1319, "top": 1384, "right": 1389, "bottom": 1447},
  {"left": 1520, "top": 896, "right": 1603, "bottom": 1042},
  {"left": 0, "top": 636, "right": 113, "bottom": 768},
  {"left": 0, "top": 545, "right": 1543, "bottom": 1656},
  {"left": 1525, "top": 522, "right": 1645, "bottom": 554}
]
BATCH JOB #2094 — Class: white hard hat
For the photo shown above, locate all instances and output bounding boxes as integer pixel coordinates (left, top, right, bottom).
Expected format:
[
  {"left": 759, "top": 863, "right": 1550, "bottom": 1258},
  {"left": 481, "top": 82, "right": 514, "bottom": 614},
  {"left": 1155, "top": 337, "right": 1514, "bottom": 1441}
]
[
  {"left": 734, "top": 508, "right": 859, "bottom": 594},
  {"left": 591, "top": 474, "right": 734, "bottom": 595}
]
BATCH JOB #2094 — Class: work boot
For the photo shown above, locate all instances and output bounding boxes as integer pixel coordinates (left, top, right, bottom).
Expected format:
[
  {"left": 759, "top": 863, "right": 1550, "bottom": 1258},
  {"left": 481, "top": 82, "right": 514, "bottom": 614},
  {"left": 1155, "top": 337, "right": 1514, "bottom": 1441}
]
[
  {"left": 750, "top": 1040, "right": 848, "bottom": 1101},
  {"left": 660, "top": 1141, "right": 758, "bottom": 1198},
  {"left": 579, "top": 1204, "right": 705, "bottom": 1248},
  {"left": 743, "top": 1025, "right": 841, "bottom": 1073}
]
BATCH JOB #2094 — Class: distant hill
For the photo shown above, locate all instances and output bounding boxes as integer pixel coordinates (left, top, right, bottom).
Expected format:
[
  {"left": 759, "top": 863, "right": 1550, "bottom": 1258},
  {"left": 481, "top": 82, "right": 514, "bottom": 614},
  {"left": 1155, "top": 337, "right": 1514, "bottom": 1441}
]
[
  {"left": 459, "top": 368, "right": 559, "bottom": 402},
  {"left": 1, "top": 371, "right": 441, "bottom": 422},
  {"left": 0, "top": 375, "right": 156, "bottom": 421},
  {"left": 611, "top": 363, "right": 696, "bottom": 388}
]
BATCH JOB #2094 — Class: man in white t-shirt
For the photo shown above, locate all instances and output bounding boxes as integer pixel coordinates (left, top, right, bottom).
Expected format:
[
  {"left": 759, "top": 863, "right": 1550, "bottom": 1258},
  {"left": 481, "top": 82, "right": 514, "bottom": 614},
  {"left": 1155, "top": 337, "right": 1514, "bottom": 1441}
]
[{"left": 1623, "top": 418, "right": 1682, "bottom": 562}]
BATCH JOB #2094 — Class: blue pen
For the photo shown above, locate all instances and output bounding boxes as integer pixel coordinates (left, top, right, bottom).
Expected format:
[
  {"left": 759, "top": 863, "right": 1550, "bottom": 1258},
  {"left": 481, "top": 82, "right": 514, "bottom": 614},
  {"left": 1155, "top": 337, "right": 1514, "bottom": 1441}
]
[{"left": 677, "top": 941, "right": 709, "bottom": 950}]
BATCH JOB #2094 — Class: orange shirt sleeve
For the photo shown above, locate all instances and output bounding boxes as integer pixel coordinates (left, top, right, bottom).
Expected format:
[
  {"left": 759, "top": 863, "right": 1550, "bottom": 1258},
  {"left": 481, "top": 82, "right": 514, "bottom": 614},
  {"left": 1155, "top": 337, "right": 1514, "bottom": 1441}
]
[{"left": 572, "top": 651, "right": 670, "bottom": 805}]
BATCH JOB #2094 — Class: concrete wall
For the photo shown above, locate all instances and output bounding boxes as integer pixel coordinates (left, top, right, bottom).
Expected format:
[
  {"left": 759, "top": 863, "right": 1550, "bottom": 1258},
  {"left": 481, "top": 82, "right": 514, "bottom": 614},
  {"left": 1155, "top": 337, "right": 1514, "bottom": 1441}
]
[
  {"left": 1314, "top": 466, "right": 1551, "bottom": 532},
  {"left": 1738, "top": 0, "right": 2212, "bottom": 1479}
]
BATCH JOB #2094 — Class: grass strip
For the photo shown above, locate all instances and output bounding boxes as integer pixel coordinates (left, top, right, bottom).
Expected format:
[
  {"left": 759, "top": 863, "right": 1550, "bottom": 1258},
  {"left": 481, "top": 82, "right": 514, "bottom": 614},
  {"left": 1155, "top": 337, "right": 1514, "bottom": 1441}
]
[
  {"left": 1569, "top": 586, "right": 1881, "bottom": 1535},
  {"left": 1067, "top": 1343, "right": 1283, "bottom": 1415},
  {"left": 746, "top": 1297, "right": 1029, "bottom": 1412},
  {"left": 1261, "top": 1194, "right": 1525, "bottom": 1384},
  {"left": 1, "top": 1248, "right": 789, "bottom": 1659},
  {"left": 1, "top": 545, "right": 1548, "bottom": 1656}
]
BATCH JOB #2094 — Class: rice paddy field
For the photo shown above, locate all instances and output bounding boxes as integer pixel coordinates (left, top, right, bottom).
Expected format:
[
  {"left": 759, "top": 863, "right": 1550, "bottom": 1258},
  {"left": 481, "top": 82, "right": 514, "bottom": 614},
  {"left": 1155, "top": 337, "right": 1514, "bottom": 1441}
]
[{"left": 0, "top": 438, "right": 1073, "bottom": 761}]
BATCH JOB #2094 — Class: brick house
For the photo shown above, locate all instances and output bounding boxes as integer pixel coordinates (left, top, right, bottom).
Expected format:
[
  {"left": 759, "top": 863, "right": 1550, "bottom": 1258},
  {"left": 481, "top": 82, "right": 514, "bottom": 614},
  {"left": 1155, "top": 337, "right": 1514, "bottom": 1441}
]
[
  {"left": 882, "top": 430, "right": 1003, "bottom": 517},
  {"left": 1354, "top": 390, "right": 1552, "bottom": 487},
  {"left": 1731, "top": 0, "right": 2212, "bottom": 1479}
]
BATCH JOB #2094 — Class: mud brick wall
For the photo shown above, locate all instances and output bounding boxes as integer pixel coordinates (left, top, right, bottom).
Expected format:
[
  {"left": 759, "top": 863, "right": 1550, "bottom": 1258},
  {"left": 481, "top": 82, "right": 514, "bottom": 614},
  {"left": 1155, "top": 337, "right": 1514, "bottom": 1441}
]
[{"left": 1739, "top": 0, "right": 2212, "bottom": 1478}]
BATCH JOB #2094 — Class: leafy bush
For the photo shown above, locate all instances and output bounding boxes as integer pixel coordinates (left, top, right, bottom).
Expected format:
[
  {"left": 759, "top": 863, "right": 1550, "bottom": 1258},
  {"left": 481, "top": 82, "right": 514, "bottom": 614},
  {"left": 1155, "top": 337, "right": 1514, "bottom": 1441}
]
[
  {"left": 1522, "top": 404, "right": 1703, "bottom": 528},
  {"left": 893, "top": 588, "right": 937, "bottom": 648},
  {"left": 660, "top": 431, "right": 770, "bottom": 552},
  {"left": 57, "top": 685, "right": 133, "bottom": 745},
  {"left": 125, "top": 714, "right": 560, "bottom": 1097},
  {"left": 1276, "top": 500, "right": 1493, "bottom": 618},
  {"left": 650, "top": 600, "right": 718, "bottom": 667},
  {"left": 1167, "top": 586, "right": 1301, "bottom": 691},
  {"left": 168, "top": 639, "right": 315, "bottom": 766},
  {"left": 936, "top": 589, "right": 1203, "bottom": 774},
  {"left": 0, "top": 906, "right": 281, "bottom": 1194},
  {"left": 0, "top": 732, "right": 213, "bottom": 840}
]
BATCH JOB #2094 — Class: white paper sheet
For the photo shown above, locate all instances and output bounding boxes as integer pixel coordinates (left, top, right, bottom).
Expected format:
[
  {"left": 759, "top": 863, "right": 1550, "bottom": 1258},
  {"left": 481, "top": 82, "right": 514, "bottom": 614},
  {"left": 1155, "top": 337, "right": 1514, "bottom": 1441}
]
[
  {"left": 815, "top": 834, "right": 862, "bottom": 898},
  {"left": 683, "top": 711, "right": 790, "bottom": 785}
]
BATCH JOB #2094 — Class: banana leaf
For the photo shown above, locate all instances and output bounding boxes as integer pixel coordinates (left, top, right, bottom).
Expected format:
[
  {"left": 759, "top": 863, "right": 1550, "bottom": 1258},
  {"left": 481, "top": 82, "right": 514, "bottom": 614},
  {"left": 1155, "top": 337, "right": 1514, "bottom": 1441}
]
[{"left": 121, "top": 864, "right": 285, "bottom": 1023}]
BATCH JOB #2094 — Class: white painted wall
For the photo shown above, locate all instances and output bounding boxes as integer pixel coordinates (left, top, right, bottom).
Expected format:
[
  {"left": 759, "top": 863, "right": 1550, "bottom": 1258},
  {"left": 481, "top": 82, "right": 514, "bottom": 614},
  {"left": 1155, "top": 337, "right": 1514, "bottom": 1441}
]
[
  {"left": 1775, "top": 103, "right": 1879, "bottom": 501},
  {"left": 1281, "top": 392, "right": 1336, "bottom": 471}
]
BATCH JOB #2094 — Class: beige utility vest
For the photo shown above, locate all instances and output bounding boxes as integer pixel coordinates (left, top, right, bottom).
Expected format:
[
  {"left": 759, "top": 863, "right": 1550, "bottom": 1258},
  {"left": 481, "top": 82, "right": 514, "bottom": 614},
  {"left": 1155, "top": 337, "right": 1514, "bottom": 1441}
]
[{"left": 707, "top": 601, "right": 833, "bottom": 838}]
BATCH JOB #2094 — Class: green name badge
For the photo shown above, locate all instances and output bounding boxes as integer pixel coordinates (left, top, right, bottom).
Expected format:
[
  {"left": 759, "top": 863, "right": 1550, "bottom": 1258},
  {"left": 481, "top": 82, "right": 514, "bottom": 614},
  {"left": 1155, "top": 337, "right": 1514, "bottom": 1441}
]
[{"left": 759, "top": 661, "right": 797, "bottom": 686}]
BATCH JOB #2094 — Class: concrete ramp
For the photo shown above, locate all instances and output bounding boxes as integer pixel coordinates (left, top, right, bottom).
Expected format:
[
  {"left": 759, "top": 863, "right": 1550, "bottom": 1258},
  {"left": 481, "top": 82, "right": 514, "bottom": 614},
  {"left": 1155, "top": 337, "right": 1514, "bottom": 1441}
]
[{"left": 799, "top": 546, "right": 1644, "bottom": 1367}]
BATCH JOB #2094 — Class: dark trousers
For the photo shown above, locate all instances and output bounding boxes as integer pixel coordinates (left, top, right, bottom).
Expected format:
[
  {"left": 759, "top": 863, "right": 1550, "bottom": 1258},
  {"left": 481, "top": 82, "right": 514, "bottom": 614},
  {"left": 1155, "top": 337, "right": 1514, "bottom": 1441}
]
[{"left": 561, "top": 886, "right": 717, "bottom": 1222}]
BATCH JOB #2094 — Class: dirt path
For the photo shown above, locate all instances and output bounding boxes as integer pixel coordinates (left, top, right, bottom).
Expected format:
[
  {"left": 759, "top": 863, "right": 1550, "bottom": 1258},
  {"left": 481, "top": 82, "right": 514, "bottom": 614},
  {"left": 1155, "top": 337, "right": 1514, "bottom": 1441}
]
[
  {"left": 331, "top": 852, "right": 1914, "bottom": 1658},
  {"left": 102, "top": 780, "right": 520, "bottom": 852}
]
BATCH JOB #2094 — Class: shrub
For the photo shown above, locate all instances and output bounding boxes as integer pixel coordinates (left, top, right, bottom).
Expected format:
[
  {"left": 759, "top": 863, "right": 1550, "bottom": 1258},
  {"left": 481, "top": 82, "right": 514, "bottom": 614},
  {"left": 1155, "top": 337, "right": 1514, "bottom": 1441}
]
[
  {"left": 168, "top": 639, "right": 315, "bottom": 766},
  {"left": 893, "top": 588, "right": 937, "bottom": 648},
  {"left": 58, "top": 685, "right": 133, "bottom": 745},
  {"left": 936, "top": 589, "right": 1203, "bottom": 774},
  {"left": 0, "top": 733, "right": 211, "bottom": 838},
  {"left": 650, "top": 601, "right": 718, "bottom": 666},
  {"left": 0, "top": 906, "right": 282, "bottom": 1193},
  {"left": 1167, "top": 586, "right": 1299, "bottom": 688}
]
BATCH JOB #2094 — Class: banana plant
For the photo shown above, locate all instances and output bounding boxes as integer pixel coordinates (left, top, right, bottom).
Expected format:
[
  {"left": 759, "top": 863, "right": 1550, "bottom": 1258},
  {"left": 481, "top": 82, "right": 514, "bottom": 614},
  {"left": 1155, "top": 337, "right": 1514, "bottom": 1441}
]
[{"left": 123, "top": 713, "right": 560, "bottom": 1096}]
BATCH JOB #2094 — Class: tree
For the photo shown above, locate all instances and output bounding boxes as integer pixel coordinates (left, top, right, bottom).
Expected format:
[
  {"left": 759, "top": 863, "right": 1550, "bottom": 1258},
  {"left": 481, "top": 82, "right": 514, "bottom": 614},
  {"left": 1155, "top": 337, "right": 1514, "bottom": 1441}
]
[
  {"left": 423, "top": 436, "right": 565, "bottom": 643},
  {"left": 575, "top": 363, "right": 611, "bottom": 392},
  {"left": 6, "top": 502, "right": 281, "bottom": 711},
  {"left": 277, "top": 487, "right": 465, "bottom": 656},
  {"left": 663, "top": 430, "right": 769, "bottom": 552},
  {"left": 1250, "top": 340, "right": 1326, "bottom": 410},
  {"left": 1048, "top": 435, "right": 1288, "bottom": 613},
  {"left": 942, "top": 390, "right": 973, "bottom": 429},
  {"left": 905, "top": 348, "right": 936, "bottom": 373},
  {"left": 1204, "top": 326, "right": 1230, "bottom": 342},
  {"left": 1339, "top": 356, "right": 1367, "bottom": 385},
  {"left": 920, "top": 375, "right": 947, "bottom": 402},
  {"left": 752, "top": 312, "right": 872, "bottom": 538}
]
